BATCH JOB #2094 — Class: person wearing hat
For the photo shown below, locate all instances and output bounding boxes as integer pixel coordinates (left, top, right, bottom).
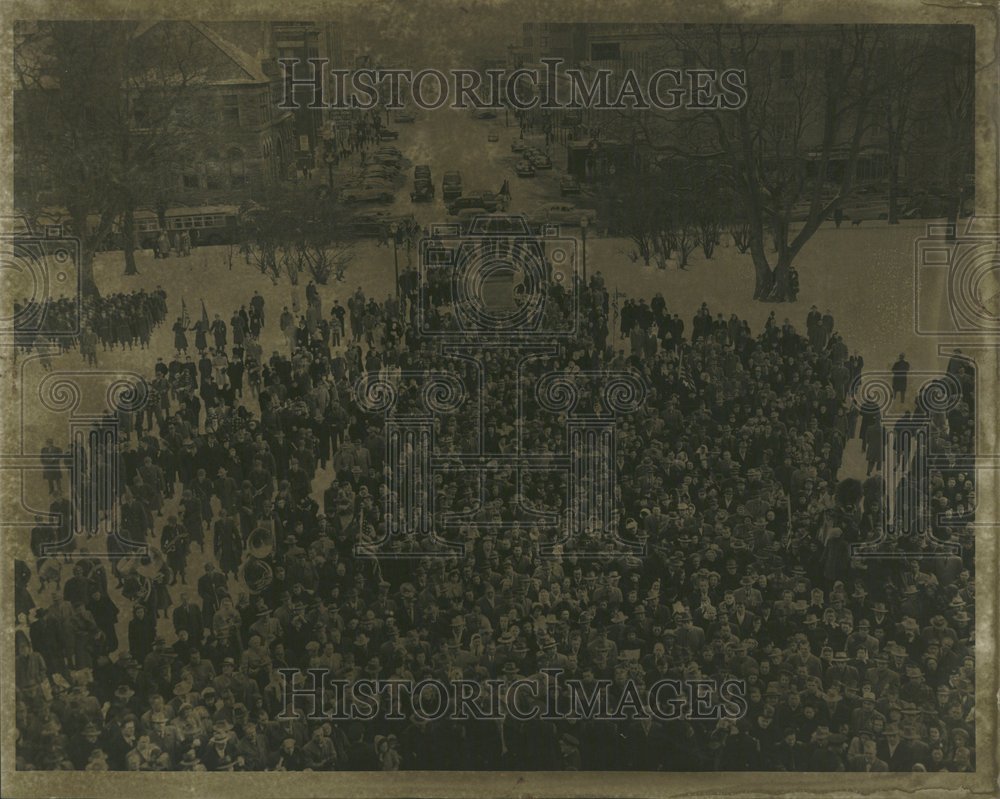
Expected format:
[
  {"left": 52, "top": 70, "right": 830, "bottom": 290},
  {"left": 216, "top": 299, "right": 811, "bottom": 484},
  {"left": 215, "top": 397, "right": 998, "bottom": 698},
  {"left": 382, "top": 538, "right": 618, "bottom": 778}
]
[
  {"left": 202, "top": 728, "right": 241, "bottom": 771},
  {"left": 67, "top": 721, "right": 103, "bottom": 770},
  {"left": 178, "top": 749, "right": 203, "bottom": 770},
  {"left": 103, "top": 716, "right": 139, "bottom": 771},
  {"left": 892, "top": 723, "right": 931, "bottom": 771},
  {"left": 826, "top": 652, "right": 859, "bottom": 691}
]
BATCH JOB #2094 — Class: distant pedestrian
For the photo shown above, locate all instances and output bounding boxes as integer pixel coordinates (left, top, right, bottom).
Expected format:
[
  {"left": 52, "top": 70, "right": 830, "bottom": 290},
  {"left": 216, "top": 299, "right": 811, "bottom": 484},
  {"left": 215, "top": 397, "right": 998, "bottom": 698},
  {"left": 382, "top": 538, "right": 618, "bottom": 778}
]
[
  {"left": 892, "top": 353, "right": 911, "bottom": 403},
  {"left": 157, "top": 230, "right": 171, "bottom": 259}
]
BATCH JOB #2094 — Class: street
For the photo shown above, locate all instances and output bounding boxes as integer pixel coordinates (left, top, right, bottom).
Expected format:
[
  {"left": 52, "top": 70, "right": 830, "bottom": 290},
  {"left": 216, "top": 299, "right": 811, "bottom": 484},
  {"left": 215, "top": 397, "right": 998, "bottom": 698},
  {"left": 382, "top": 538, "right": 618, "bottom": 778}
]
[{"left": 337, "top": 108, "right": 567, "bottom": 228}]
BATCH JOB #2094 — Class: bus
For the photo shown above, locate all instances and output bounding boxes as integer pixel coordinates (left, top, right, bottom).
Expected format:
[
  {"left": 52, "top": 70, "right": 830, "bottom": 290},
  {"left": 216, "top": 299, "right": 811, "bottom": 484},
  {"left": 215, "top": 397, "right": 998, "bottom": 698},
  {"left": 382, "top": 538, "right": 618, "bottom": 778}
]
[
  {"left": 132, "top": 205, "right": 240, "bottom": 249},
  {"left": 11, "top": 205, "right": 242, "bottom": 250}
]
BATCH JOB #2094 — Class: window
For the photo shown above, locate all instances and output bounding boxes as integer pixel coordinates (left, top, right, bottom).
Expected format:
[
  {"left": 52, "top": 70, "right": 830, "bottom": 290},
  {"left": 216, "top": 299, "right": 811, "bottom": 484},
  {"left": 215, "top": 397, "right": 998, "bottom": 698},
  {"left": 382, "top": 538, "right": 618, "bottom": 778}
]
[
  {"left": 182, "top": 171, "right": 199, "bottom": 189},
  {"left": 780, "top": 50, "right": 795, "bottom": 79},
  {"left": 590, "top": 42, "right": 621, "bottom": 61},
  {"left": 259, "top": 90, "right": 271, "bottom": 125},
  {"left": 774, "top": 101, "right": 796, "bottom": 142},
  {"left": 228, "top": 147, "right": 247, "bottom": 188},
  {"left": 205, "top": 151, "right": 223, "bottom": 189},
  {"left": 223, "top": 94, "right": 240, "bottom": 124}
]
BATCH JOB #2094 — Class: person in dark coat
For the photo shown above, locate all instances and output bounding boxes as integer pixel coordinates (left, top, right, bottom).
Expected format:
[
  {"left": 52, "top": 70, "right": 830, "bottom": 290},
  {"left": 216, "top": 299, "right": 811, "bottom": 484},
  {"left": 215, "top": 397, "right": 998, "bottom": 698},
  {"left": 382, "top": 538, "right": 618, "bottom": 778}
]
[
  {"left": 864, "top": 421, "right": 883, "bottom": 476},
  {"left": 87, "top": 587, "right": 120, "bottom": 654},
  {"left": 213, "top": 509, "right": 243, "bottom": 579},
  {"left": 127, "top": 606, "right": 157, "bottom": 668},
  {"left": 891, "top": 353, "right": 910, "bottom": 403},
  {"left": 172, "top": 592, "right": 204, "bottom": 643},
  {"left": 197, "top": 564, "right": 227, "bottom": 620}
]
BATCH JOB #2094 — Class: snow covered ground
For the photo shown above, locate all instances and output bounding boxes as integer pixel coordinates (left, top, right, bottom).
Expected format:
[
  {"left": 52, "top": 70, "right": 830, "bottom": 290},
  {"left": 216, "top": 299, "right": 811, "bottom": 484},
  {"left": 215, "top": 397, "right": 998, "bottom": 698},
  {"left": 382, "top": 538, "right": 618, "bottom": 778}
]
[{"left": 81, "top": 217, "right": 958, "bottom": 377}]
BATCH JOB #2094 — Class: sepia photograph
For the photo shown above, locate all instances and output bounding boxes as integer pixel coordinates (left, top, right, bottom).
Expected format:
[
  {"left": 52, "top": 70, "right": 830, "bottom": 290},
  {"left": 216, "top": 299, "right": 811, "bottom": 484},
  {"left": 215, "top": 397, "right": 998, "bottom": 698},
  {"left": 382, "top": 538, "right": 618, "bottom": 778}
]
[{"left": 0, "top": 2, "right": 997, "bottom": 797}]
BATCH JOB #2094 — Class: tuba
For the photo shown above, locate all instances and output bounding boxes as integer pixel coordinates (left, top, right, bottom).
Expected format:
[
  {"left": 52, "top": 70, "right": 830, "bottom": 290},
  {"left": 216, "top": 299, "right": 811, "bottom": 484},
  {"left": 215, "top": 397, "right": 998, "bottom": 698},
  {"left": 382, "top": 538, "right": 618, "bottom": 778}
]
[
  {"left": 119, "top": 546, "right": 171, "bottom": 603},
  {"left": 239, "top": 527, "right": 274, "bottom": 594}
]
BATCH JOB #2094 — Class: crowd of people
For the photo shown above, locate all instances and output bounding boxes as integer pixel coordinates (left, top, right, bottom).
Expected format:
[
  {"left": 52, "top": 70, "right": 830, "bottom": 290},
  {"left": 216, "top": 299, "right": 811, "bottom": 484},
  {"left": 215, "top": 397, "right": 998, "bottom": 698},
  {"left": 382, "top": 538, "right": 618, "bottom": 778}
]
[
  {"left": 13, "top": 288, "right": 169, "bottom": 366},
  {"left": 13, "top": 258, "right": 977, "bottom": 772}
]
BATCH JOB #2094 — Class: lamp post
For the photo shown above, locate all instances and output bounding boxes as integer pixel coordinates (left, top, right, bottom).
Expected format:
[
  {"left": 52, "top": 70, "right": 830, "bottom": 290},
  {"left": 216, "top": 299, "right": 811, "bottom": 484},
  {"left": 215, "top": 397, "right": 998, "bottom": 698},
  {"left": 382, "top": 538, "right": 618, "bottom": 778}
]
[
  {"left": 390, "top": 222, "right": 399, "bottom": 297},
  {"left": 580, "top": 216, "right": 589, "bottom": 286}
]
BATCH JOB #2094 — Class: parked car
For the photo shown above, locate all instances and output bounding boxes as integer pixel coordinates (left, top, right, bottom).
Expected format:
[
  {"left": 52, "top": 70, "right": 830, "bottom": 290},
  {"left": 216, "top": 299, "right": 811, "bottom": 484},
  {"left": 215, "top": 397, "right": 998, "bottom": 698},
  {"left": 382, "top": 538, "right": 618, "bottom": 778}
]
[
  {"left": 560, "top": 176, "right": 581, "bottom": 196},
  {"left": 442, "top": 171, "right": 463, "bottom": 203},
  {"left": 474, "top": 109, "right": 497, "bottom": 120},
  {"left": 362, "top": 166, "right": 399, "bottom": 180},
  {"left": 414, "top": 164, "right": 431, "bottom": 181},
  {"left": 377, "top": 146, "right": 403, "bottom": 157},
  {"left": 411, "top": 178, "right": 435, "bottom": 202},
  {"left": 394, "top": 111, "right": 416, "bottom": 123},
  {"left": 515, "top": 161, "right": 536, "bottom": 178},
  {"left": 372, "top": 153, "right": 401, "bottom": 168},
  {"left": 342, "top": 178, "right": 396, "bottom": 192},
  {"left": 341, "top": 188, "right": 395, "bottom": 205},
  {"left": 466, "top": 213, "right": 531, "bottom": 235},
  {"left": 349, "top": 210, "right": 414, "bottom": 237},
  {"left": 488, "top": 131, "right": 499, "bottom": 142},
  {"left": 531, "top": 202, "right": 597, "bottom": 227},
  {"left": 511, "top": 139, "right": 527, "bottom": 153},
  {"left": 379, "top": 128, "right": 400, "bottom": 140},
  {"left": 530, "top": 154, "right": 553, "bottom": 170},
  {"left": 448, "top": 192, "right": 499, "bottom": 215}
]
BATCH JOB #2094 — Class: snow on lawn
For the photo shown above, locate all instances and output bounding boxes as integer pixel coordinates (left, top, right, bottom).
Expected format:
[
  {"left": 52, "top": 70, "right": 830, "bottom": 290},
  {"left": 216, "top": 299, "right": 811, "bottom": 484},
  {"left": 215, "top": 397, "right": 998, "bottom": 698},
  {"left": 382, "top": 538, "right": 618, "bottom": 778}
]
[{"left": 91, "top": 218, "right": 954, "bottom": 378}]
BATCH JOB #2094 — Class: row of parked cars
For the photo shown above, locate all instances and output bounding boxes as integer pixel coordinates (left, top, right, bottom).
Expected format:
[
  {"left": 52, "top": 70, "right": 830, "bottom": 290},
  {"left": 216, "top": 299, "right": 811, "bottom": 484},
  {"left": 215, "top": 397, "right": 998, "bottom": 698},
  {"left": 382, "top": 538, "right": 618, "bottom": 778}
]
[
  {"left": 340, "top": 146, "right": 407, "bottom": 205},
  {"left": 512, "top": 140, "right": 553, "bottom": 177}
]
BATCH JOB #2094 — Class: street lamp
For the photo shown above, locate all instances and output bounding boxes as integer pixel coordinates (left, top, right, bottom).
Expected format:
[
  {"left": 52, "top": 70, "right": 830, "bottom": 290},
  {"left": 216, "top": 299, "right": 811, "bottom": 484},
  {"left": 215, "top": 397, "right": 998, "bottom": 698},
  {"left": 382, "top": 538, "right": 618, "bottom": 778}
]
[
  {"left": 390, "top": 222, "right": 400, "bottom": 297},
  {"left": 580, "top": 216, "right": 589, "bottom": 285}
]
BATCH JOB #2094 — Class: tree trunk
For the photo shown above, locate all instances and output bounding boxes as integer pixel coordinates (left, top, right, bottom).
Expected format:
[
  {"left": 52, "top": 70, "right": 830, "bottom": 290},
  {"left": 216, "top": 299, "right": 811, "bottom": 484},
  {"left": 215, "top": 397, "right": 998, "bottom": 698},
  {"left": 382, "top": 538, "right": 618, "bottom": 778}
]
[
  {"left": 81, "top": 246, "right": 100, "bottom": 298},
  {"left": 751, "top": 247, "right": 773, "bottom": 300},
  {"left": 770, "top": 256, "right": 791, "bottom": 302},
  {"left": 123, "top": 207, "right": 139, "bottom": 275}
]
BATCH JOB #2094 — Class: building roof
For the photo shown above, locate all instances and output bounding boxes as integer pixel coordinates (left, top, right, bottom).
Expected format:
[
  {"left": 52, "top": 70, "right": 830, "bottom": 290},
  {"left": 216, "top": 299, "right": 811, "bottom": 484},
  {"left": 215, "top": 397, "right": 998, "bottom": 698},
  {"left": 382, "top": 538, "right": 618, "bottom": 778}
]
[{"left": 133, "top": 20, "right": 269, "bottom": 85}]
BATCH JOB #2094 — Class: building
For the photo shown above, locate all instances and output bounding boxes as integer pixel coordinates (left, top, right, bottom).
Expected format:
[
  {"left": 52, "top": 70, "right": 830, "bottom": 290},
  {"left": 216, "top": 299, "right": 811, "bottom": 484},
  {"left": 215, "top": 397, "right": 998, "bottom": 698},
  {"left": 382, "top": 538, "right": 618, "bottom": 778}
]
[
  {"left": 518, "top": 22, "right": 973, "bottom": 200},
  {"left": 133, "top": 20, "right": 298, "bottom": 204},
  {"left": 14, "top": 20, "right": 344, "bottom": 212}
]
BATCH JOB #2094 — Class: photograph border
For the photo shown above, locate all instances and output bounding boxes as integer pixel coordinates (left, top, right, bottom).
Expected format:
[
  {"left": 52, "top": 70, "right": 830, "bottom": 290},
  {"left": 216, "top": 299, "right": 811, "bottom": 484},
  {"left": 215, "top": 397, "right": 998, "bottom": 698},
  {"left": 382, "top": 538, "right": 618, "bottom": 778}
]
[{"left": 0, "top": 0, "right": 997, "bottom": 797}]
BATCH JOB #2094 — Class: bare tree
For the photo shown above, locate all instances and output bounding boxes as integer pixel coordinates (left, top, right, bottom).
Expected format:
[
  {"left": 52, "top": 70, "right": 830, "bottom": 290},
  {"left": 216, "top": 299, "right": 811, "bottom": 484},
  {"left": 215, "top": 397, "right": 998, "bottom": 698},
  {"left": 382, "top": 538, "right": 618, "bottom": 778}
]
[
  {"left": 875, "top": 27, "right": 932, "bottom": 224},
  {"left": 241, "top": 187, "right": 356, "bottom": 286},
  {"left": 932, "top": 27, "right": 975, "bottom": 239},
  {"left": 13, "top": 22, "right": 212, "bottom": 291},
  {"left": 637, "top": 25, "right": 885, "bottom": 301}
]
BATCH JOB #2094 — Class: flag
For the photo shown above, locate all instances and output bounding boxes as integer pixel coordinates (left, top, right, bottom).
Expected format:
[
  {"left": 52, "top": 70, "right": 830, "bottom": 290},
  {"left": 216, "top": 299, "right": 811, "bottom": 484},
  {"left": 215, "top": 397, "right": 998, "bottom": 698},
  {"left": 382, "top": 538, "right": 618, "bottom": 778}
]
[
  {"left": 181, "top": 298, "right": 189, "bottom": 326},
  {"left": 201, "top": 300, "right": 209, "bottom": 327}
]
